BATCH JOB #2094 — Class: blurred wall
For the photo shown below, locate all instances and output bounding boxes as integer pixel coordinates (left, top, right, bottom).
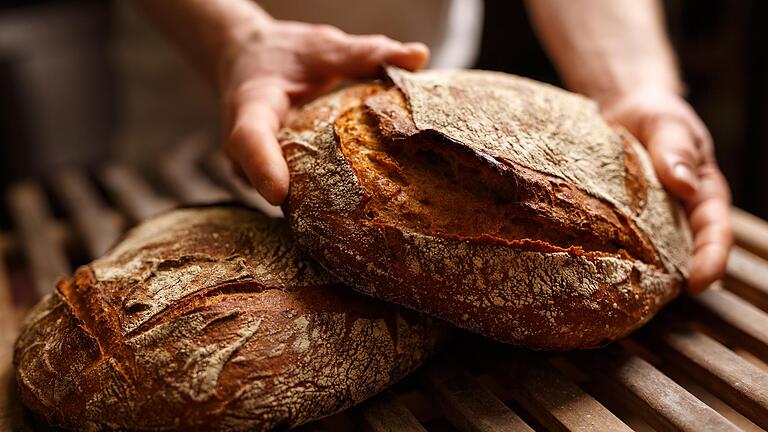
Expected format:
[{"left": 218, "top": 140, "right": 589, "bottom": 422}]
[{"left": 0, "top": 1, "right": 113, "bottom": 184}]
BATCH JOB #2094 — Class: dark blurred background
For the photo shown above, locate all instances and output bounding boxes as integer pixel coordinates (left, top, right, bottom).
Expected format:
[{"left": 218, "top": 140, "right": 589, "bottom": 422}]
[{"left": 0, "top": 0, "right": 766, "bottom": 217}]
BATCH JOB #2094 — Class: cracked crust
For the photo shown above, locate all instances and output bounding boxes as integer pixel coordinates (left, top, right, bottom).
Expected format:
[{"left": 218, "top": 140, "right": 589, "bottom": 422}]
[
  {"left": 13, "top": 206, "right": 449, "bottom": 431},
  {"left": 281, "top": 69, "right": 692, "bottom": 350}
]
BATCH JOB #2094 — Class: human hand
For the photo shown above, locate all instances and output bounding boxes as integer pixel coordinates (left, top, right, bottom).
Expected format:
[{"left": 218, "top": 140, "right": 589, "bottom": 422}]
[
  {"left": 218, "top": 19, "right": 429, "bottom": 205},
  {"left": 600, "top": 89, "right": 733, "bottom": 293}
]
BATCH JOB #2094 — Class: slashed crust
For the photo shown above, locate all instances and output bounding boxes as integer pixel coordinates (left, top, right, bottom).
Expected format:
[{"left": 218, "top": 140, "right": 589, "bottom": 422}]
[
  {"left": 14, "top": 206, "right": 448, "bottom": 431},
  {"left": 384, "top": 67, "right": 691, "bottom": 277},
  {"left": 282, "top": 71, "right": 691, "bottom": 349}
]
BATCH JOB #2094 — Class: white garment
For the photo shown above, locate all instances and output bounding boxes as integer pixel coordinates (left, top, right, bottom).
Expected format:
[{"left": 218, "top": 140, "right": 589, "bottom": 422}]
[
  {"left": 257, "top": 0, "right": 483, "bottom": 68},
  {"left": 112, "top": 0, "right": 483, "bottom": 164}
]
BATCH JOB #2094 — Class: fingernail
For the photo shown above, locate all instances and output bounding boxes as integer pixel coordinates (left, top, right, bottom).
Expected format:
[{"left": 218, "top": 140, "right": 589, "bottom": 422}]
[{"left": 673, "top": 163, "right": 699, "bottom": 192}]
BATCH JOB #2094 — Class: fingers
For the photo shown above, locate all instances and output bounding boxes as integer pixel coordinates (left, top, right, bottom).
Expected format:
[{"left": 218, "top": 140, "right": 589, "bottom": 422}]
[
  {"left": 646, "top": 118, "right": 732, "bottom": 293},
  {"left": 398, "top": 42, "right": 431, "bottom": 69},
  {"left": 314, "top": 28, "right": 430, "bottom": 77},
  {"left": 643, "top": 117, "right": 703, "bottom": 199},
  {"left": 220, "top": 23, "right": 430, "bottom": 204},
  {"left": 685, "top": 164, "right": 733, "bottom": 293},
  {"left": 224, "top": 83, "right": 291, "bottom": 205},
  {"left": 601, "top": 90, "right": 731, "bottom": 292}
]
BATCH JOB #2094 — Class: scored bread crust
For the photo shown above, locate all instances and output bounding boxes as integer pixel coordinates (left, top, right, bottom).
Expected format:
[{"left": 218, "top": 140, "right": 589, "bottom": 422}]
[
  {"left": 281, "top": 68, "right": 692, "bottom": 350},
  {"left": 14, "top": 206, "right": 449, "bottom": 431}
]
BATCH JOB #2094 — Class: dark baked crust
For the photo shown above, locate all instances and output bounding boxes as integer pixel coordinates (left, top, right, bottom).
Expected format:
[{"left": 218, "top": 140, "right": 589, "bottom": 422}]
[
  {"left": 281, "top": 69, "right": 692, "bottom": 350},
  {"left": 14, "top": 206, "right": 449, "bottom": 431}
]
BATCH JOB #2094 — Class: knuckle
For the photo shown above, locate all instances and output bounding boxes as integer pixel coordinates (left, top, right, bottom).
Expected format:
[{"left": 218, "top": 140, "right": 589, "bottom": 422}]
[
  {"left": 313, "top": 24, "right": 344, "bottom": 42},
  {"left": 226, "top": 95, "right": 284, "bottom": 131},
  {"left": 229, "top": 81, "right": 278, "bottom": 105},
  {"left": 358, "top": 34, "right": 395, "bottom": 50},
  {"left": 225, "top": 86, "right": 260, "bottom": 118},
  {"left": 368, "top": 34, "right": 393, "bottom": 44}
]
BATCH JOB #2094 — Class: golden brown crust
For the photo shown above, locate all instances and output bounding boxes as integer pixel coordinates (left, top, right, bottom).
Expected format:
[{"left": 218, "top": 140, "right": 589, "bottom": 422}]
[
  {"left": 282, "top": 70, "right": 692, "bottom": 350},
  {"left": 14, "top": 206, "right": 449, "bottom": 431},
  {"left": 339, "top": 100, "right": 657, "bottom": 262}
]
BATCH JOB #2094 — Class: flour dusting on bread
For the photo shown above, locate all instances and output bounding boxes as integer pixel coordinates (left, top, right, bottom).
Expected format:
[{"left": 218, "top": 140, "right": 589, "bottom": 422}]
[
  {"left": 282, "top": 69, "right": 691, "bottom": 349},
  {"left": 14, "top": 207, "right": 448, "bottom": 431}
]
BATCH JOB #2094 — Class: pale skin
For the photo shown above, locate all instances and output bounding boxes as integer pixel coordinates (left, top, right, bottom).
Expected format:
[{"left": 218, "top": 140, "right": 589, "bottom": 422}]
[{"left": 135, "top": 0, "right": 732, "bottom": 293}]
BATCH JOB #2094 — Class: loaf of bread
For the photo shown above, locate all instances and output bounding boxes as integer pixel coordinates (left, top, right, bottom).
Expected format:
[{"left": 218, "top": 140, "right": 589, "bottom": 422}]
[
  {"left": 282, "top": 67, "right": 692, "bottom": 350},
  {"left": 14, "top": 206, "right": 449, "bottom": 431}
]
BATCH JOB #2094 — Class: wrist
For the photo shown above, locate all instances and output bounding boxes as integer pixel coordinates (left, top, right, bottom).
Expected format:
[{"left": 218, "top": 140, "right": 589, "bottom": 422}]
[
  {"left": 566, "top": 54, "right": 684, "bottom": 106},
  {"left": 596, "top": 83, "right": 685, "bottom": 112}
]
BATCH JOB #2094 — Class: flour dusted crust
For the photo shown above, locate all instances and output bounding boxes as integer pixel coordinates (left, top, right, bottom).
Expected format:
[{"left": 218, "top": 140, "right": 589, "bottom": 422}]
[
  {"left": 282, "top": 69, "right": 692, "bottom": 350},
  {"left": 14, "top": 206, "right": 448, "bottom": 431},
  {"left": 386, "top": 67, "right": 690, "bottom": 277}
]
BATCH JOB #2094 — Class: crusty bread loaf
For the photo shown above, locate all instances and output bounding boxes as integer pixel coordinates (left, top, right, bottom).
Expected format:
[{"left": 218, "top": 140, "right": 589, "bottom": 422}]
[
  {"left": 14, "top": 206, "right": 449, "bottom": 431},
  {"left": 282, "top": 67, "right": 692, "bottom": 350}
]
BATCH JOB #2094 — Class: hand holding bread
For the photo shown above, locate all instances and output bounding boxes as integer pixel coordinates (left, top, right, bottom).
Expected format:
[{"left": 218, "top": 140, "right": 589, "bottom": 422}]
[{"left": 600, "top": 89, "right": 733, "bottom": 293}]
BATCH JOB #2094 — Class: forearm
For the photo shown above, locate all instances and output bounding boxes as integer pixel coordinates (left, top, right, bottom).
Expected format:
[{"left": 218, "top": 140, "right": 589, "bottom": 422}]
[
  {"left": 525, "top": 0, "right": 682, "bottom": 103},
  {"left": 133, "top": 0, "right": 273, "bottom": 91}
]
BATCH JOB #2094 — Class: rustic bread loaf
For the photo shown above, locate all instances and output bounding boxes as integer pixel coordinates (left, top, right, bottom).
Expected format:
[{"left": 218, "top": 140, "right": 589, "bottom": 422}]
[
  {"left": 281, "top": 67, "right": 692, "bottom": 350},
  {"left": 14, "top": 206, "right": 449, "bottom": 431}
]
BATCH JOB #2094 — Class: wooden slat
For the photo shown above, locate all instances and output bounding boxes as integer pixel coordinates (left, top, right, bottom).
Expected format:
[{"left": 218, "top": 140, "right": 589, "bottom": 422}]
[
  {"left": 689, "top": 287, "right": 768, "bottom": 360},
  {"left": 658, "top": 364, "right": 765, "bottom": 432},
  {"left": 422, "top": 359, "right": 533, "bottom": 432},
  {"left": 394, "top": 389, "right": 443, "bottom": 424},
  {"left": 296, "top": 421, "right": 330, "bottom": 432},
  {"left": 0, "top": 243, "right": 15, "bottom": 341},
  {"left": 159, "top": 133, "right": 233, "bottom": 204},
  {"left": 318, "top": 411, "right": 359, "bottom": 432},
  {"left": 6, "top": 181, "right": 70, "bottom": 298},
  {"left": 648, "top": 321, "right": 768, "bottom": 429},
  {"left": 51, "top": 169, "right": 123, "bottom": 258},
  {"left": 732, "top": 207, "right": 768, "bottom": 260},
  {"left": 100, "top": 163, "right": 176, "bottom": 223},
  {"left": 204, "top": 151, "right": 283, "bottom": 218},
  {"left": 498, "top": 354, "right": 632, "bottom": 432},
  {"left": 0, "top": 241, "right": 26, "bottom": 431},
  {"left": 723, "top": 246, "right": 768, "bottom": 311},
  {"left": 571, "top": 345, "right": 739, "bottom": 432},
  {"left": 360, "top": 392, "right": 426, "bottom": 432}
]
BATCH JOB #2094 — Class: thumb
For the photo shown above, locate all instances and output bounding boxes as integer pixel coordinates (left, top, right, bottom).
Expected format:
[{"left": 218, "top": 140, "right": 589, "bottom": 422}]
[
  {"left": 642, "top": 118, "right": 702, "bottom": 199},
  {"left": 320, "top": 32, "right": 430, "bottom": 78}
]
